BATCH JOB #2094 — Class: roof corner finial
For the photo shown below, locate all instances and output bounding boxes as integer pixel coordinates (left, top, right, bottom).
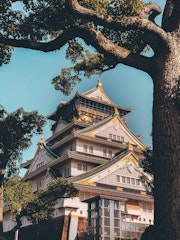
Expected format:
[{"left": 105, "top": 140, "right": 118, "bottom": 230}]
[
  {"left": 114, "top": 107, "right": 119, "bottom": 116},
  {"left": 39, "top": 136, "right": 45, "bottom": 145},
  {"left": 97, "top": 79, "right": 102, "bottom": 87},
  {"left": 127, "top": 141, "right": 133, "bottom": 151}
]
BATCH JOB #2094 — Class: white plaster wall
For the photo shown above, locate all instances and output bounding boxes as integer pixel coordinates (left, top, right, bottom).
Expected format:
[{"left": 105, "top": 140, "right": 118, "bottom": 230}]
[
  {"left": 122, "top": 201, "right": 154, "bottom": 225},
  {"left": 58, "top": 162, "right": 71, "bottom": 177},
  {"left": 71, "top": 160, "right": 94, "bottom": 176},
  {"left": 32, "top": 175, "right": 51, "bottom": 192},
  {"left": 63, "top": 198, "right": 88, "bottom": 217},
  {"left": 3, "top": 212, "right": 16, "bottom": 232},
  {"left": 76, "top": 140, "right": 115, "bottom": 158},
  {"left": 98, "top": 167, "right": 146, "bottom": 191},
  {"left": 28, "top": 151, "right": 52, "bottom": 173},
  {"left": 59, "top": 143, "right": 76, "bottom": 156},
  {"left": 85, "top": 89, "right": 111, "bottom": 103}
]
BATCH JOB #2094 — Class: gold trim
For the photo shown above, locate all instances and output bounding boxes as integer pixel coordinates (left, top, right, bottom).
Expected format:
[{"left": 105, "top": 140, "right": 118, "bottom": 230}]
[
  {"left": 114, "top": 107, "right": 119, "bottom": 116},
  {"left": 116, "top": 187, "right": 123, "bottom": 191},
  {"left": 127, "top": 142, "right": 134, "bottom": 151},
  {"left": 97, "top": 79, "right": 102, "bottom": 87},
  {"left": 78, "top": 179, "right": 96, "bottom": 187},
  {"left": 125, "top": 155, "right": 138, "bottom": 166},
  {"left": 71, "top": 214, "right": 78, "bottom": 219},
  {"left": 141, "top": 191, "right": 147, "bottom": 195}
]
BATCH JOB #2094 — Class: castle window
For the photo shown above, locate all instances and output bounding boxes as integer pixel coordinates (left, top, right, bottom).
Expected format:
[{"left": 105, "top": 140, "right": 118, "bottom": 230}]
[
  {"left": 109, "top": 134, "right": 125, "bottom": 143},
  {"left": 108, "top": 150, "right": 112, "bottom": 158},
  {"left": 136, "top": 179, "right": 140, "bottom": 185},
  {"left": 89, "top": 146, "right": 93, "bottom": 154},
  {"left": 117, "top": 175, "right": 142, "bottom": 187},
  {"left": 83, "top": 145, "right": 88, "bottom": 153},
  {"left": 126, "top": 177, "right": 130, "bottom": 184},
  {"left": 117, "top": 136, "right": 120, "bottom": 141},
  {"left": 122, "top": 176, "right": 126, "bottom": 183},
  {"left": 83, "top": 165, "right": 87, "bottom": 171},
  {"left": 36, "top": 161, "right": 44, "bottom": 169},
  {"left": 64, "top": 168, "right": 70, "bottom": 177},
  {"left": 131, "top": 178, "right": 135, "bottom": 185},
  {"left": 113, "top": 134, "right": 116, "bottom": 140},
  {"left": 117, "top": 175, "right": 120, "bottom": 182},
  {"left": 103, "top": 149, "right": 107, "bottom": 157},
  {"left": 142, "top": 203, "right": 153, "bottom": 212},
  {"left": 78, "top": 164, "right": 82, "bottom": 170},
  {"left": 78, "top": 164, "right": 87, "bottom": 172}
]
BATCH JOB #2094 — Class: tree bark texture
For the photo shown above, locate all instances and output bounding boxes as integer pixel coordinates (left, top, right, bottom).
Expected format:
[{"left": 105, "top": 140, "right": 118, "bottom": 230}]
[
  {"left": 0, "top": 169, "right": 5, "bottom": 240},
  {"left": 152, "top": 35, "right": 180, "bottom": 240}
]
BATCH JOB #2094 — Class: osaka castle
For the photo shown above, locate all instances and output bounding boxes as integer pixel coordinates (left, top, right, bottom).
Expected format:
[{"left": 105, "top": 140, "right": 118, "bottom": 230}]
[{"left": 4, "top": 79, "right": 154, "bottom": 240}]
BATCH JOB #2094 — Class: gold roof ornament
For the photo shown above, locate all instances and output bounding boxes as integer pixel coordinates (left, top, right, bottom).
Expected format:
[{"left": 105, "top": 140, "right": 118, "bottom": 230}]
[
  {"left": 127, "top": 141, "right": 134, "bottom": 151},
  {"left": 114, "top": 107, "right": 119, "bottom": 116},
  {"left": 97, "top": 79, "right": 102, "bottom": 87},
  {"left": 39, "top": 136, "right": 45, "bottom": 145}
]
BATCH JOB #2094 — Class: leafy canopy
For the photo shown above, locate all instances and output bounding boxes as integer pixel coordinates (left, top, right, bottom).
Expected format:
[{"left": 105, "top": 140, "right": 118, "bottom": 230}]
[
  {"left": 4, "top": 176, "right": 78, "bottom": 226},
  {"left": 0, "top": 106, "right": 45, "bottom": 177},
  {"left": 1, "top": 0, "right": 146, "bottom": 94}
]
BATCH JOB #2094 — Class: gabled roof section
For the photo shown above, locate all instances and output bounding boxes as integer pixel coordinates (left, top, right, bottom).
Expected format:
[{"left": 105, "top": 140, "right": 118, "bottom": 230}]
[
  {"left": 22, "top": 137, "right": 58, "bottom": 175},
  {"left": 71, "top": 149, "right": 152, "bottom": 199},
  {"left": 71, "top": 150, "right": 141, "bottom": 185},
  {"left": 83, "top": 79, "right": 116, "bottom": 105},
  {"left": 76, "top": 114, "right": 146, "bottom": 150}
]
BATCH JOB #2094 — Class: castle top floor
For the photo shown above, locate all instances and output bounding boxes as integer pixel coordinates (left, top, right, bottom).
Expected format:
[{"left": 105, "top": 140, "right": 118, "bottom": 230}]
[{"left": 48, "top": 79, "right": 131, "bottom": 131}]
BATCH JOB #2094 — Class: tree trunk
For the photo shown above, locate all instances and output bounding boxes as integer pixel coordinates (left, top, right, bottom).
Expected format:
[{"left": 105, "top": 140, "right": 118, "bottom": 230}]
[
  {"left": 0, "top": 169, "right": 5, "bottom": 240},
  {"left": 152, "top": 36, "right": 180, "bottom": 240}
]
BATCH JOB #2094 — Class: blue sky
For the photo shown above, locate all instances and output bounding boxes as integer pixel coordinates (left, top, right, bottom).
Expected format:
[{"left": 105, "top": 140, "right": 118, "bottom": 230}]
[{"left": 0, "top": 0, "right": 166, "bottom": 167}]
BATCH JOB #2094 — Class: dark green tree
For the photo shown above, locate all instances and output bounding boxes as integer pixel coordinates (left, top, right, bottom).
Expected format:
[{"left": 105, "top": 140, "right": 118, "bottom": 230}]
[
  {"left": 0, "top": 106, "right": 45, "bottom": 236},
  {"left": 0, "top": 1, "right": 179, "bottom": 239},
  {"left": 140, "top": 149, "right": 154, "bottom": 194},
  {"left": 4, "top": 176, "right": 78, "bottom": 238}
]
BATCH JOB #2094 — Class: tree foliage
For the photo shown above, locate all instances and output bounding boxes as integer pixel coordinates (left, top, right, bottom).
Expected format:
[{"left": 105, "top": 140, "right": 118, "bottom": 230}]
[
  {"left": 140, "top": 149, "right": 154, "bottom": 194},
  {"left": 0, "top": 106, "right": 45, "bottom": 178},
  {"left": 4, "top": 176, "right": 35, "bottom": 215},
  {"left": 4, "top": 176, "right": 78, "bottom": 228},
  {"left": 0, "top": 0, "right": 148, "bottom": 95}
]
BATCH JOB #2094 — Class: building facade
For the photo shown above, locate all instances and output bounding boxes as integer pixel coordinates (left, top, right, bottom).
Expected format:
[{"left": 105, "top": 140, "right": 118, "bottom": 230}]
[{"left": 3, "top": 79, "right": 153, "bottom": 240}]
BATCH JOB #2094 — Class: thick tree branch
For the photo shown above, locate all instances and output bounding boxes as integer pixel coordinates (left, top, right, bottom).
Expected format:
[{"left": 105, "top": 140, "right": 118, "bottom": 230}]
[
  {"left": 143, "top": 3, "right": 162, "bottom": 22},
  {"left": 0, "top": 29, "right": 75, "bottom": 52},
  {"left": 162, "top": 0, "right": 180, "bottom": 32},
  {"left": 66, "top": 0, "right": 169, "bottom": 50},
  {"left": 0, "top": 23, "right": 153, "bottom": 75},
  {"left": 75, "top": 26, "right": 153, "bottom": 75}
]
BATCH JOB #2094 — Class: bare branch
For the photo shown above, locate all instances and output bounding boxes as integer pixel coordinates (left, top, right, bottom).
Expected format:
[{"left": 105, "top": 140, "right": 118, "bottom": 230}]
[{"left": 66, "top": 0, "right": 168, "bottom": 50}]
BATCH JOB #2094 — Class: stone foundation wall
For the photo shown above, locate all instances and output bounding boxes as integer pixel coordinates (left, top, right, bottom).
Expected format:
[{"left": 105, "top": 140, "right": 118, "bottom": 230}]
[{"left": 3, "top": 215, "right": 88, "bottom": 240}]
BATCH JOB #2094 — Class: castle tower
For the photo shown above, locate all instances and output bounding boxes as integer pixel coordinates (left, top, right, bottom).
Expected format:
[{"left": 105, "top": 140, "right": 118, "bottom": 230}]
[{"left": 4, "top": 80, "right": 153, "bottom": 240}]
